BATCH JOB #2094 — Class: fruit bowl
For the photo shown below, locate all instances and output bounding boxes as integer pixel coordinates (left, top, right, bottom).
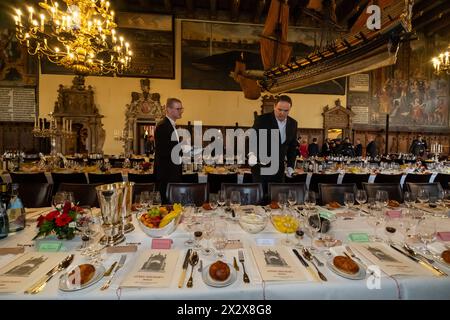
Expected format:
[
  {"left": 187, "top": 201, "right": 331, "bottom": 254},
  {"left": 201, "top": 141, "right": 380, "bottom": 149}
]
[
  {"left": 270, "top": 213, "right": 299, "bottom": 234},
  {"left": 137, "top": 211, "right": 178, "bottom": 238}
]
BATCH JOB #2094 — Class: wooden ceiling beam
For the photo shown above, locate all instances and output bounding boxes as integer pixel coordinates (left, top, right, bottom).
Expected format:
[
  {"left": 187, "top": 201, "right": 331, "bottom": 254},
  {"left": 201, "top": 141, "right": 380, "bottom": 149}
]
[
  {"left": 425, "top": 13, "right": 450, "bottom": 36},
  {"left": 231, "top": 0, "right": 241, "bottom": 22},
  {"left": 414, "top": 5, "right": 450, "bottom": 31},
  {"left": 338, "top": 0, "right": 369, "bottom": 26}
]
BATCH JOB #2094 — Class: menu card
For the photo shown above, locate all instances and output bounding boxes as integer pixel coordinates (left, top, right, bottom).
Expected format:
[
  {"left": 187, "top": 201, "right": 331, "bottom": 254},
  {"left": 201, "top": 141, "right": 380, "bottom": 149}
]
[
  {"left": 351, "top": 243, "right": 433, "bottom": 277},
  {"left": 250, "top": 246, "right": 307, "bottom": 282},
  {"left": 120, "top": 249, "right": 179, "bottom": 288},
  {"left": 0, "top": 252, "right": 68, "bottom": 293}
]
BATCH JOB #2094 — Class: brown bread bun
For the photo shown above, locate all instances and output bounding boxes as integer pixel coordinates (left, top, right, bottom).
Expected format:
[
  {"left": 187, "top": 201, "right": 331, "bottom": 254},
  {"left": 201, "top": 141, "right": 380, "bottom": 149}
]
[
  {"left": 209, "top": 261, "right": 230, "bottom": 281},
  {"left": 333, "top": 256, "right": 359, "bottom": 274},
  {"left": 270, "top": 201, "right": 280, "bottom": 209},
  {"left": 388, "top": 200, "right": 400, "bottom": 207},
  {"left": 441, "top": 250, "right": 450, "bottom": 264},
  {"left": 328, "top": 201, "right": 341, "bottom": 209},
  {"left": 68, "top": 264, "right": 96, "bottom": 285}
]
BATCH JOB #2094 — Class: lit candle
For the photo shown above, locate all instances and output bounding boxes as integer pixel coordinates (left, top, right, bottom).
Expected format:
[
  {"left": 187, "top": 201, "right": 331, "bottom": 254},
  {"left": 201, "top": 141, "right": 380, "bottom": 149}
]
[
  {"left": 28, "top": 6, "right": 33, "bottom": 22},
  {"left": 34, "top": 116, "right": 37, "bottom": 128},
  {"left": 40, "top": 14, "right": 45, "bottom": 32},
  {"left": 69, "top": 120, "right": 72, "bottom": 132}
]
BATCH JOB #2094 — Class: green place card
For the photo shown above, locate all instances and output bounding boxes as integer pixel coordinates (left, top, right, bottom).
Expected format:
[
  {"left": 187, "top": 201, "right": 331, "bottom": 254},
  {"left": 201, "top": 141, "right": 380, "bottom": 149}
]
[
  {"left": 318, "top": 209, "right": 336, "bottom": 220},
  {"left": 348, "top": 233, "right": 370, "bottom": 243},
  {"left": 38, "top": 241, "right": 63, "bottom": 252}
]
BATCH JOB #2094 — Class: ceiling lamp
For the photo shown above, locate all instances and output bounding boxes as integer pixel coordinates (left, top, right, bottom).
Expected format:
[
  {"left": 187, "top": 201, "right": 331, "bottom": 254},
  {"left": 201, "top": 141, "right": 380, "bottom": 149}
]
[
  {"left": 432, "top": 46, "right": 449, "bottom": 75},
  {"left": 13, "top": 0, "right": 132, "bottom": 76}
]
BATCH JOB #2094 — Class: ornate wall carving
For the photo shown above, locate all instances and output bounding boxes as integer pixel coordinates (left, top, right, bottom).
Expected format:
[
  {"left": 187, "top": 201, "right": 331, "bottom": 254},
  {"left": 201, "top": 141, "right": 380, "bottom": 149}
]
[{"left": 323, "top": 99, "right": 355, "bottom": 139}]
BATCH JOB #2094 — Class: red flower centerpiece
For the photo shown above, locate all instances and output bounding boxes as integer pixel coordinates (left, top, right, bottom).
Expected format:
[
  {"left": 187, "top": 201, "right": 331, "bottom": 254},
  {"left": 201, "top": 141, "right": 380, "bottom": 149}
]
[{"left": 33, "top": 202, "right": 82, "bottom": 240}]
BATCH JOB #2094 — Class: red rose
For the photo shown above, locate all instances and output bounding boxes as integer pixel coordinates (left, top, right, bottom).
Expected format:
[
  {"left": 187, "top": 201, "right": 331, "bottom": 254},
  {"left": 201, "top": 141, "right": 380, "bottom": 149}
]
[
  {"left": 62, "top": 201, "right": 72, "bottom": 215},
  {"left": 37, "top": 215, "right": 45, "bottom": 227},
  {"left": 45, "top": 210, "right": 59, "bottom": 221},
  {"left": 55, "top": 213, "right": 73, "bottom": 227}
]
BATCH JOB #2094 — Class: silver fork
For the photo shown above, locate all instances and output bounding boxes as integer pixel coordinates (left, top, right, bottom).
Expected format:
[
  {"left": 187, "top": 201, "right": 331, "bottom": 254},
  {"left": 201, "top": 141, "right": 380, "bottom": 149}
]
[
  {"left": 238, "top": 250, "right": 250, "bottom": 283},
  {"left": 100, "top": 254, "right": 127, "bottom": 291},
  {"left": 345, "top": 245, "right": 372, "bottom": 273}
]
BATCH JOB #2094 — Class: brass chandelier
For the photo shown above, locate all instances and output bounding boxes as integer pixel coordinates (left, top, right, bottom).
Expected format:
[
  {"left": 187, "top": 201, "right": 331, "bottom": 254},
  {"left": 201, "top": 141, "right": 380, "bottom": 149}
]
[
  {"left": 432, "top": 46, "right": 450, "bottom": 75},
  {"left": 13, "top": 0, "right": 132, "bottom": 76}
]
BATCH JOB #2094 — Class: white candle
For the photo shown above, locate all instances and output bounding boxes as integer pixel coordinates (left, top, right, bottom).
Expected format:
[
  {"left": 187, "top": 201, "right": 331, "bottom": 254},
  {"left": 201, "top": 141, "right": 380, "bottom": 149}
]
[{"left": 69, "top": 120, "right": 72, "bottom": 132}]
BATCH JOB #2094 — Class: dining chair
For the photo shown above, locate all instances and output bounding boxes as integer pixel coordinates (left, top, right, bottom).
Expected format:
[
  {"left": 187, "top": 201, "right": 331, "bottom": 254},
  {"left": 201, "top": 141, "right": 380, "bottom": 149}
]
[
  {"left": 166, "top": 183, "right": 208, "bottom": 206},
  {"left": 181, "top": 173, "right": 199, "bottom": 183},
  {"left": 51, "top": 172, "right": 88, "bottom": 195},
  {"left": 221, "top": 183, "right": 264, "bottom": 205},
  {"left": 405, "top": 182, "right": 443, "bottom": 199},
  {"left": 404, "top": 174, "right": 432, "bottom": 184},
  {"left": 268, "top": 183, "right": 306, "bottom": 204},
  {"left": 57, "top": 183, "right": 101, "bottom": 207},
  {"left": 341, "top": 173, "right": 370, "bottom": 190},
  {"left": 433, "top": 173, "right": 449, "bottom": 190},
  {"left": 10, "top": 172, "right": 48, "bottom": 184},
  {"left": 285, "top": 173, "right": 308, "bottom": 183},
  {"left": 373, "top": 174, "right": 403, "bottom": 184},
  {"left": 308, "top": 173, "right": 339, "bottom": 193},
  {"left": 17, "top": 183, "right": 53, "bottom": 208},
  {"left": 363, "top": 183, "right": 403, "bottom": 203},
  {"left": 319, "top": 183, "right": 357, "bottom": 206},
  {"left": 87, "top": 172, "right": 123, "bottom": 184}
]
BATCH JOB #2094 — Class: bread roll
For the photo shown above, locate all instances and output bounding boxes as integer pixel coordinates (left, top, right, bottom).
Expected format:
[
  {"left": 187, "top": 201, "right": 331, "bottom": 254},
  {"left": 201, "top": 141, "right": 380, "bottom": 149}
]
[
  {"left": 209, "top": 261, "right": 230, "bottom": 281},
  {"left": 333, "top": 256, "right": 359, "bottom": 274},
  {"left": 68, "top": 264, "right": 96, "bottom": 285},
  {"left": 442, "top": 250, "right": 450, "bottom": 264}
]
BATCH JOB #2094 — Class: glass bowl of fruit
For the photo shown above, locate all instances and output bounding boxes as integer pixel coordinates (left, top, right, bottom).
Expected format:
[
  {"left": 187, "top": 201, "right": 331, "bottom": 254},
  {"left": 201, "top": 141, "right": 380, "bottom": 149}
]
[
  {"left": 270, "top": 212, "right": 299, "bottom": 234},
  {"left": 137, "top": 204, "right": 183, "bottom": 238}
]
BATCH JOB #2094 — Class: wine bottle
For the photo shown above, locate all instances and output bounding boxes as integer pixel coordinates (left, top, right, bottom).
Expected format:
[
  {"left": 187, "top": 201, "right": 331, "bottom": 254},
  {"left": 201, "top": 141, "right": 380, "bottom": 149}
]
[
  {"left": 7, "top": 183, "right": 25, "bottom": 233},
  {"left": 0, "top": 184, "right": 9, "bottom": 239}
]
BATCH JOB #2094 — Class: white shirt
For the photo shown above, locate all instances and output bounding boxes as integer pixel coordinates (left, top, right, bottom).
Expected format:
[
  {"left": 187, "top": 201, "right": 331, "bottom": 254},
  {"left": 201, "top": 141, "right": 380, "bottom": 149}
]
[
  {"left": 166, "top": 116, "right": 179, "bottom": 142},
  {"left": 276, "top": 118, "right": 287, "bottom": 144}
]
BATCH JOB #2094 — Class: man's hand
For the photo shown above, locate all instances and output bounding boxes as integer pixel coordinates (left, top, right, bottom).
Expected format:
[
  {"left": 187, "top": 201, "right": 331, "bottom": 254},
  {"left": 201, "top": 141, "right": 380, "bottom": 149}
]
[
  {"left": 286, "top": 167, "right": 295, "bottom": 178},
  {"left": 248, "top": 153, "right": 257, "bottom": 167}
]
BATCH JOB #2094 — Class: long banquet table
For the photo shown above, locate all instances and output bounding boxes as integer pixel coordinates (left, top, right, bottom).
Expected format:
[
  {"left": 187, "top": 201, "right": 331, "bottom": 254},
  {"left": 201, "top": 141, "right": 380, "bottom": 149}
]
[{"left": 0, "top": 206, "right": 449, "bottom": 300}]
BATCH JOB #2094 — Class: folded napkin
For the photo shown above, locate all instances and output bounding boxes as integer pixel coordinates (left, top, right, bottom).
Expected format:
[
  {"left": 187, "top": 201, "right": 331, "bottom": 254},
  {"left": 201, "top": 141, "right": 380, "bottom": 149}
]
[
  {"left": 437, "top": 231, "right": 450, "bottom": 241},
  {"left": 329, "top": 245, "right": 347, "bottom": 256}
]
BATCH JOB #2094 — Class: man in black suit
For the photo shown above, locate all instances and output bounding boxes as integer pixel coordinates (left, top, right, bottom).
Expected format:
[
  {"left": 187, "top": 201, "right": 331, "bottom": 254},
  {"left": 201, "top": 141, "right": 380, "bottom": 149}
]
[
  {"left": 249, "top": 95, "right": 298, "bottom": 196},
  {"left": 308, "top": 138, "right": 320, "bottom": 157},
  {"left": 366, "top": 137, "right": 377, "bottom": 159},
  {"left": 154, "top": 98, "right": 184, "bottom": 203}
]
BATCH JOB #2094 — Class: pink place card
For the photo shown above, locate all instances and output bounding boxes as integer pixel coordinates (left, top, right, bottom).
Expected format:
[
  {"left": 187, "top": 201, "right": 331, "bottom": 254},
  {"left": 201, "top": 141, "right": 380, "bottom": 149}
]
[
  {"left": 151, "top": 239, "right": 173, "bottom": 249},
  {"left": 437, "top": 232, "right": 450, "bottom": 241},
  {"left": 385, "top": 210, "right": 402, "bottom": 218}
]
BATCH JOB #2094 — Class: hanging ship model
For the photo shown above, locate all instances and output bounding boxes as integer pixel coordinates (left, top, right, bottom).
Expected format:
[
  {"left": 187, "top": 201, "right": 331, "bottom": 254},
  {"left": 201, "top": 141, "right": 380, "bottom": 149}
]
[{"left": 233, "top": 0, "right": 414, "bottom": 99}]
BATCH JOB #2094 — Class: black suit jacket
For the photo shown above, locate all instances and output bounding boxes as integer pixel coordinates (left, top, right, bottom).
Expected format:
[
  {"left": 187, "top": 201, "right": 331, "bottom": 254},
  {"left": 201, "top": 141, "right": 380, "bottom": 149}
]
[
  {"left": 251, "top": 112, "right": 298, "bottom": 180},
  {"left": 154, "top": 117, "right": 182, "bottom": 198}
]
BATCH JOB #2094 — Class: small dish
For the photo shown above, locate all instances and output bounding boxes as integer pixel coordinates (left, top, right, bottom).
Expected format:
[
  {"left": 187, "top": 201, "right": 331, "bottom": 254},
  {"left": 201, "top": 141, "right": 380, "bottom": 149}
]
[
  {"left": 202, "top": 263, "right": 237, "bottom": 287},
  {"left": 326, "top": 258, "right": 366, "bottom": 280},
  {"left": 59, "top": 264, "right": 105, "bottom": 291}
]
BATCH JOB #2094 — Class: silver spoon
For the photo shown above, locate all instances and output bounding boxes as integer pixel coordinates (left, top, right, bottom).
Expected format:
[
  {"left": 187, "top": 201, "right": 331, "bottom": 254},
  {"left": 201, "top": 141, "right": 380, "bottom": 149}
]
[{"left": 186, "top": 251, "right": 199, "bottom": 288}]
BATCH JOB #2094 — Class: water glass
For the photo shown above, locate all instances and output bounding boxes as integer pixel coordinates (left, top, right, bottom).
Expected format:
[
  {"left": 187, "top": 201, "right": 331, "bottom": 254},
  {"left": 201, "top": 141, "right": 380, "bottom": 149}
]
[
  {"left": 218, "top": 190, "right": 227, "bottom": 217},
  {"left": 404, "top": 191, "right": 416, "bottom": 208},
  {"left": 417, "top": 189, "right": 429, "bottom": 204},
  {"left": 213, "top": 220, "right": 228, "bottom": 258},
  {"left": 344, "top": 192, "right": 355, "bottom": 210},
  {"left": 140, "top": 191, "right": 152, "bottom": 210},
  {"left": 376, "top": 190, "right": 389, "bottom": 208},
  {"left": 278, "top": 192, "right": 288, "bottom": 211},
  {"left": 152, "top": 191, "right": 162, "bottom": 207},
  {"left": 209, "top": 194, "right": 219, "bottom": 211},
  {"left": 304, "top": 191, "right": 316, "bottom": 211},
  {"left": 230, "top": 191, "right": 241, "bottom": 210},
  {"left": 288, "top": 190, "right": 297, "bottom": 208},
  {"left": 356, "top": 190, "right": 367, "bottom": 207},
  {"left": 416, "top": 219, "right": 436, "bottom": 253}
]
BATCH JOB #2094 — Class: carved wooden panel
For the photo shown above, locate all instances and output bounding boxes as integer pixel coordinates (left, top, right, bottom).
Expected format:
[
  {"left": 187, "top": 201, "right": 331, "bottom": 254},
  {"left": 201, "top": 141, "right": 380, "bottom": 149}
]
[{"left": 0, "top": 122, "right": 41, "bottom": 153}]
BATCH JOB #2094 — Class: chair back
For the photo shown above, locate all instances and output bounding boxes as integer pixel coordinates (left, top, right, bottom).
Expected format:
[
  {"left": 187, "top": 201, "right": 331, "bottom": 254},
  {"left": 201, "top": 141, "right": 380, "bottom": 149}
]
[
  {"left": 58, "top": 183, "right": 101, "bottom": 207},
  {"left": 207, "top": 173, "right": 238, "bottom": 194},
  {"left": 434, "top": 173, "right": 449, "bottom": 190},
  {"left": 285, "top": 174, "right": 308, "bottom": 183},
  {"left": 51, "top": 172, "right": 88, "bottom": 195},
  {"left": 405, "top": 182, "right": 443, "bottom": 199},
  {"left": 221, "top": 183, "right": 264, "bottom": 205},
  {"left": 309, "top": 173, "right": 339, "bottom": 193},
  {"left": 166, "top": 183, "right": 208, "bottom": 206},
  {"left": 133, "top": 183, "right": 156, "bottom": 203},
  {"left": 242, "top": 172, "right": 253, "bottom": 183},
  {"left": 373, "top": 174, "right": 403, "bottom": 184},
  {"left": 319, "top": 183, "right": 357, "bottom": 205},
  {"left": 404, "top": 174, "right": 432, "bottom": 184},
  {"left": 127, "top": 173, "right": 156, "bottom": 183},
  {"left": 17, "top": 183, "right": 52, "bottom": 208},
  {"left": 363, "top": 183, "right": 403, "bottom": 203},
  {"left": 10, "top": 172, "right": 47, "bottom": 183},
  {"left": 88, "top": 173, "right": 123, "bottom": 184},
  {"left": 181, "top": 173, "right": 199, "bottom": 183},
  {"left": 268, "top": 183, "right": 306, "bottom": 203},
  {"left": 342, "top": 173, "right": 370, "bottom": 189}
]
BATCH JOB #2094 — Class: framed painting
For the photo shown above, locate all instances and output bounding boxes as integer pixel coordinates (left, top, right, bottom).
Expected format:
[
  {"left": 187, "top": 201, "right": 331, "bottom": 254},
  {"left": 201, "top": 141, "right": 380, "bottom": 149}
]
[
  {"left": 41, "top": 13, "right": 175, "bottom": 79},
  {"left": 181, "top": 21, "right": 345, "bottom": 95}
]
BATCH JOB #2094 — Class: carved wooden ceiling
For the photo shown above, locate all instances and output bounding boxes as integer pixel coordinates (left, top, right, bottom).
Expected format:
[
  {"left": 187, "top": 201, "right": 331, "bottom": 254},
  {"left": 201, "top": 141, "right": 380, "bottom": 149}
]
[{"left": 111, "top": 0, "right": 450, "bottom": 37}]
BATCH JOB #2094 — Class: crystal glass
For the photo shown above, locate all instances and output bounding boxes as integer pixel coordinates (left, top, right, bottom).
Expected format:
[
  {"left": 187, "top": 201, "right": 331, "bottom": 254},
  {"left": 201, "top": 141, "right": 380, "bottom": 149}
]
[
  {"left": 344, "top": 192, "right": 355, "bottom": 210},
  {"left": 52, "top": 191, "right": 67, "bottom": 208},
  {"left": 376, "top": 190, "right": 389, "bottom": 209},
  {"left": 416, "top": 219, "right": 436, "bottom": 253},
  {"left": 417, "top": 189, "right": 429, "bottom": 204},
  {"left": 383, "top": 216, "right": 399, "bottom": 243},
  {"left": 305, "top": 210, "right": 321, "bottom": 250},
  {"left": 230, "top": 191, "right": 241, "bottom": 211},
  {"left": 288, "top": 190, "right": 297, "bottom": 207},
  {"left": 212, "top": 220, "right": 228, "bottom": 258},
  {"left": 152, "top": 191, "right": 162, "bottom": 207},
  {"left": 139, "top": 191, "right": 151, "bottom": 210},
  {"left": 201, "top": 217, "right": 215, "bottom": 256},
  {"left": 278, "top": 192, "right": 287, "bottom": 211},
  {"left": 404, "top": 191, "right": 416, "bottom": 208},
  {"left": 217, "top": 190, "right": 227, "bottom": 218},
  {"left": 356, "top": 190, "right": 367, "bottom": 206},
  {"left": 209, "top": 193, "right": 219, "bottom": 211},
  {"left": 304, "top": 191, "right": 316, "bottom": 211}
]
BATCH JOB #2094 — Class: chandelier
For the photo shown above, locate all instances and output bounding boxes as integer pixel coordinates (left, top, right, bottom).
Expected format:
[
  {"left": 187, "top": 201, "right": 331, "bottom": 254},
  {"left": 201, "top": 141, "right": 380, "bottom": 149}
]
[
  {"left": 432, "top": 46, "right": 450, "bottom": 75},
  {"left": 13, "top": 0, "right": 132, "bottom": 76}
]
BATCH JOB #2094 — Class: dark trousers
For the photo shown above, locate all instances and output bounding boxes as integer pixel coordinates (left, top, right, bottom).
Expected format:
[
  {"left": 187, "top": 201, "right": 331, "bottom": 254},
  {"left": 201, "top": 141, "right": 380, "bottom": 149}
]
[{"left": 251, "top": 164, "right": 285, "bottom": 204}]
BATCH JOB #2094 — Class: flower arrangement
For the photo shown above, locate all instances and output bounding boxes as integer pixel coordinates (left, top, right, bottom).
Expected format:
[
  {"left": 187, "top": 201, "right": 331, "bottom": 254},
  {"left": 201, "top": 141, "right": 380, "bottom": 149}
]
[{"left": 33, "top": 202, "right": 82, "bottom": 240}]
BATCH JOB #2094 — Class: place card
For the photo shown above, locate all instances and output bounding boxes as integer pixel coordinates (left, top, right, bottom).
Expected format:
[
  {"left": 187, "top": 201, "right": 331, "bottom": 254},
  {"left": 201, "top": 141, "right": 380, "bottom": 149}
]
[
  {"left": 224, "top": 239, "right": 243, "bottom": 249},
  {"left": 385, "top": 210, "right": 402, "bottom": 218},
  {"left": 437, "top": 231, "right": 450, "bottom": 241},
  {"left": 151, "top": 239, "right": 173, "bottom": 249},
  {"left": 106, "top": 245, "right": 138, "bottom": 253},
  {"left": 256, "top": 238, "right": 276, "bottom": 246},
  {"left": 0, "top": 247, "right": 25, "bottom": 255},
  {"left": 348, "top": 233, "right": 370, "bottom": 243},
  {"left": 37, "top": 241, "right": 63, "bottom": 252}
]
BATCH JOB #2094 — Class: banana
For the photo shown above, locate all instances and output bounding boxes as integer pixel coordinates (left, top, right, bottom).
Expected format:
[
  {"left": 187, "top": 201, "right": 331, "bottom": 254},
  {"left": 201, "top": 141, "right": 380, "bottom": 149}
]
[{"left": 159, "top": 210, "right": 180, "bottom": 228}]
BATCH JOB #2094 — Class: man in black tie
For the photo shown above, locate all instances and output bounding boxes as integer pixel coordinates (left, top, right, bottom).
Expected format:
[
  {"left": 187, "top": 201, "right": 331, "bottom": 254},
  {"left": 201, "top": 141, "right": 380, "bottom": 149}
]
[
  {"left": 249, "top": 95, "right": 298, "bottom": 197},
  {"left": 154, "top": 98, "right": 184, "bottom": 203}
]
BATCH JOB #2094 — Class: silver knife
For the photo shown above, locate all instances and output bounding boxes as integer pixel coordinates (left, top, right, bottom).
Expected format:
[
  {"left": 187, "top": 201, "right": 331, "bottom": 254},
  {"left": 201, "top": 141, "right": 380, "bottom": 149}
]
[
  {"left": 100, "top": 254, "right": 127, "bottom": 290},
  {"left": 25, "top": 254, "right": 74, "bottom": 294},
  {"left": 178, "top": 249, "right": 192, "bottom": 288},
  {"left": 390, "top": 244, "right": 446, "bottom": 276}
]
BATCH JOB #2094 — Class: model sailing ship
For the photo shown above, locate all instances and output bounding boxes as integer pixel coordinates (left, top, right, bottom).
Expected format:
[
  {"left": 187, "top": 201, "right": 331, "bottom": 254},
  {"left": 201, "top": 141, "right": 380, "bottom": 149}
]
[{"left": 233, "top": 0, "right": 414, "bottom": 100}]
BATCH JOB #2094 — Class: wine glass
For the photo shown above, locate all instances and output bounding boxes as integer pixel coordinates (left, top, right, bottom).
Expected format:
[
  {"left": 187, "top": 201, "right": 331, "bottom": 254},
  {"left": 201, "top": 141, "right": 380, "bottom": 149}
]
[
  {"left": 305, "top": 210, "right": 321, "bottom": 250},
  {"left": 77, "top": 206, "right": 92, "bottom": 251},
  {"left": 139, "top": 191, "right": 151, "bottom": 210},
  {"left": 367, "top": 199, "right": 383, "bottom": 241},
  {"left": 416, "top": 219, "right": 436, "bottom": 254},
  {"left": 278, "top": 192, "right": 287, "bottom": 211},
  {"left": 230, "top": 191, "right": 241, "bottom": 212},
  {"left": 52, "top": 191, "right": 67, "bottom": 209},
  {"left": 356, "top": 190, "right": 367, "bottom": 210},
  {"left": 304, "top": 191, "right": 316, "bottom": 211},
  {"left": 209, "top": 194, "right": 219, "bottom": 211},
  {"left": 417, "top": 189, "right": 429, "bottom": 204},
  {"left": 212, "top": 220, "right": 228, "bottom": 258},
  {"left": 383, "top": 216, "right": 399, "bottom": 243},
  {"left": 404, "top": 191, "right": 416, "bottom": 208},
  {"left": 217, "top": 190, "right": 227, "bottom": 217},
  {"left": 152, "top": 191, "right": 162, "bottom": 207},
  {"left": 376, "top": 190, "right": 389, "bottom": 209},
  {"left": 288, "top": 189, "right": 297, "bottom": 210},
  {"left": 344, "top": 192, "right": 355, "bottom": 210},
  {"left": 201, "top": 217, "right": 215, "bottom": 256}
]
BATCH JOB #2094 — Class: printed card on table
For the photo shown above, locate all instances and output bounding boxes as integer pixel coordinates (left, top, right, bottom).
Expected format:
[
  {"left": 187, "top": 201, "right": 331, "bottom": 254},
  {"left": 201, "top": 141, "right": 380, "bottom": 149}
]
[
  {"left": 250, "top": 245, "right": 307, "bottom": 282},
  {"left": 0, "top": 252, "right": 69, "bottom": 293},
  {"left": 351, "top": 242, "right": 433, "bottom": 277},
  {"left": 120, "top": 249, "right": 179, "bottom": 288}
]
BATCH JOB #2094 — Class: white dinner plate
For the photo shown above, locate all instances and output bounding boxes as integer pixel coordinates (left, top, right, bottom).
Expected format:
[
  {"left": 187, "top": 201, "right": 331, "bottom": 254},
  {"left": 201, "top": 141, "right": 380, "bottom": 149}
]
[
  {"left": 202, "top": 263, "right": 237, "bottom": 288},
  {"left": 326, "top": 258, "right": 366, "bottom": 280},
  {"left": 59, "top": 264, "right": 105, "bottom": 291}
]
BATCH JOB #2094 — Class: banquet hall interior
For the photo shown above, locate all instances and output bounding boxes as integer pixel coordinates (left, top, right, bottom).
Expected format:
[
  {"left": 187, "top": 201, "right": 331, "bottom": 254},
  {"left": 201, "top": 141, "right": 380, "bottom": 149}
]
[{"left": 0, "top": 0, "right": 449, "bottom": 300}]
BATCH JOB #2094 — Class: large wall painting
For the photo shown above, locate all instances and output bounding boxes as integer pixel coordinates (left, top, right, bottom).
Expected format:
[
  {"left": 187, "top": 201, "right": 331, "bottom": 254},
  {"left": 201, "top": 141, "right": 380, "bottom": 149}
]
[
  {"left": 181, "top": 21, "right": 346, "bottom": 95},
  {"left": 368, "top": 36, "right": 449, "bottom": 129}
]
